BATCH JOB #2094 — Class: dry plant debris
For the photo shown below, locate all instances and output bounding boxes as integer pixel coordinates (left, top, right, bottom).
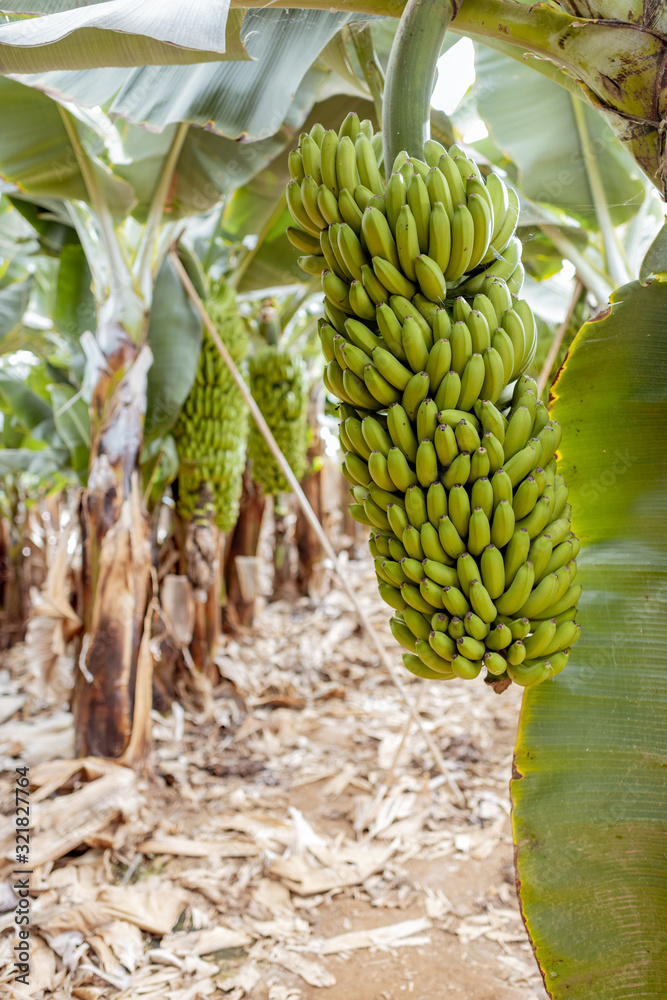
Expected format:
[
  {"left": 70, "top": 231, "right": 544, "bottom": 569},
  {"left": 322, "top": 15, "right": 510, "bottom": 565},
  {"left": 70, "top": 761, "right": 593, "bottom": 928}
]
[{"left": 0, "top": 558, "right": 548, "bottom": 1000}]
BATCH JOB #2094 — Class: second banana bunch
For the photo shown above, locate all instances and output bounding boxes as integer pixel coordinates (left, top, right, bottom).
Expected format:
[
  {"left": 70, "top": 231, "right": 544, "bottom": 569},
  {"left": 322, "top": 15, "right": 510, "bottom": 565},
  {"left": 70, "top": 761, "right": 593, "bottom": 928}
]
[{"left": 285, "top": 113, "right": 581, "bottom": 691}]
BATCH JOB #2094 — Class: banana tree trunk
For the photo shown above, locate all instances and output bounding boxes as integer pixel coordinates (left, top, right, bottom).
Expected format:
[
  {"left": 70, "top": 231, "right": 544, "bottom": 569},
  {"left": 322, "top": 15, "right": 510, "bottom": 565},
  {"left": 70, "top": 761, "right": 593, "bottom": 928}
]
[
  {"left": 0, "top": 503, "right": 28, "bottom": 649},
  {"left": 223, "top": 464, "right": 266, "bottom": 629},
  {"left": 74, "top": 321, "right": 154, "bottom": 759},
  {"left": 296, "top": 390, "right": 326, "bottom": 596}
]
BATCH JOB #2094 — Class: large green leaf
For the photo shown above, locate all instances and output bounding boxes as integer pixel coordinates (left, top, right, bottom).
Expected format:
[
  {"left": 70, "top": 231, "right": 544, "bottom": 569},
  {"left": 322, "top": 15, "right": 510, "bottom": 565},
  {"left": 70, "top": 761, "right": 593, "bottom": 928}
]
[
  {"left": 15, "top": 10, "right": 352, "bottom": 139},
  {"left": 109, "top": 10, "right": 352, "bottom": 137},
  {"left": 0, "top": 77, "right": 135, "bottom": 215},
  {"left": 0, "top": 445, "right": 67, "bottom": 478},
  {"left": 48, "top": 380, "right": 89, "bottom": 475},
  {"left": 0, "top": 3, "right": 248, "bottom": 71},
  {"left": 0, "top": 373, "right": 52, "bottom": 428},
  {"left": 0, "top": 277, "right": 32, "bottom": 346},
  {"left": 474, "top": 43, "right": 645, "bottom": 228},
  {"left": 511, "top": 277, "right": 667, "bottom": 998},
  {"left": 144, "top": 253, "right": 202, "bottom": 443},
  {"left": 53, "top": 242, "right": 96, "bottom": 342}
]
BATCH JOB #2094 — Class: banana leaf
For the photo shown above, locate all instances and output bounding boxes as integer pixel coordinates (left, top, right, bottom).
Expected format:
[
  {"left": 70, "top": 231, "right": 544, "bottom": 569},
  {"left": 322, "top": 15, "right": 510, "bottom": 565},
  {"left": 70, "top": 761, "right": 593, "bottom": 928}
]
[
  {"left": 474, "top": 43, "right": 645, "bottom": 228},
  {"left": 144, "top": 254, "right": 202, "bottom": 443},
  {"left": 511, "top": 274, "right": 667, "bottom": 997},
  {"left": 0, "top": 2, "right": 248, "bottom": 71},
  {"left": 0, "top": 77, "right": 135, "bottom": 214}
]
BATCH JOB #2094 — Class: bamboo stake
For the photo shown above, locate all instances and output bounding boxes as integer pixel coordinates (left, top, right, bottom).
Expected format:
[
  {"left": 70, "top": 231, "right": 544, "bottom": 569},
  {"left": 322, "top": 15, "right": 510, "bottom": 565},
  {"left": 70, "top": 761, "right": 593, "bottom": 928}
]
[
  {"left": 537, "top": 278, "right": 584, "bottom": 399},
  {"left": 169, "top": 248, "right": 463, "bottom": 803}
]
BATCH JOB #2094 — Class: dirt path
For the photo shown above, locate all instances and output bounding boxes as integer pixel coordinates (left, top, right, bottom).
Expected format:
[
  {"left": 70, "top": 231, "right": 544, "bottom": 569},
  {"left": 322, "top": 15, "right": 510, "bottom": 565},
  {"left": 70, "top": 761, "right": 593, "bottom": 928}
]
[{"left": 0, "top": 558, "right": 548, "bottom": 1000}]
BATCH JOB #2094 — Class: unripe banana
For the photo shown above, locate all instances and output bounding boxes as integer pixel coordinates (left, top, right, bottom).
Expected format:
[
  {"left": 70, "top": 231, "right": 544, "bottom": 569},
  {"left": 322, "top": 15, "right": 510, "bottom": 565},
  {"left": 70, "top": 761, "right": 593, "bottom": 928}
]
[
  {"left": 458, "top": 353, "right": 486, "bottom": 411},
  {"left": 416, "top": 397, "right": 439, "bottom": 442},
  {"left": 421, "top": 522, "right": 450, "bottom": 564},
  {"left": 361, "top": 264, "right": 390, "bottom": 306},
  {"left": 401, "top": 557, "right": 424, "bottom": 584},
  {"left": 491, "top": 328, "right": 515, "bottom": 384},
  {"left": 288, "top": 226, "right": 323, "bottom": 254},
  {"left": 289, "top": 149, "right": 305, "bottom": 183},
  {"left": 509, "top": 617, "right": 531, "bottom": 641},
  {"left": 355, "top": 132, "right": 384, "bottom": 195},
  {"left": 402, "top": 582, "right": 435, "bottom": 615},
  {"left": 391, "top": 295, "right": 433, "bottom": 344},
  {"left": 402, "top": 371, "right": 431, "bottom": 420},
  {"left": 336, "top": 135, "right": 359, "bottom": 194},
  {"left": 523, "top": 618, "right": 557, "bottom": 659},
  {"left": 322, "top": 270, "right": 353, "bottom": 313},
  {"left": 407, "top": 172, "right": 431, "bottom": 252},
  {"left": 456, "top": 552, "right": 480, "bottom": 598},
  {"left": 490, "top": 498, "right": 515, "bottom": 547},
  {"left": 387, "top": 502, "right": 409, "bottom": 538},
  {"left": 480, "top": 346, "right": 505, "bottom": 404},
  {"left": 464, "top": 611, "right": 490, "bottom": 641},
  {"left": 444, "top": 203, "right": 475, "bottom": 281},
  {"left": 362, "top": 207, "right": 400, "bottom": 267},
  {"left": 426, "top": 481, "right": 448, "bottom": 526},
  {"left": 466, "top": 191, "right": 493, "bottom": 270},
  {"left": 415, "top": 254, "right": 447, "bottom": 302},
  {"left": 395, "top": 204, "right": 421, "bottom": 281},
  {"left": 377, "top": 303, "right": 407, "bottom": 360},
  {"left": 513, "top": 476, "right": 540, "bottom": 520},
  {"left": 301, "top": 175, "right": 328, "bottom": 229},
  {"left": 401, "top": 315, "right": 430, "bottom": 373},
  {"left": 415, "top": 438, "right": 438, "bottom": 486},
  {"left": 287, "top": 180, "right": 320, "bottom": 236},
  {"left": 438, "top": 152, "right": 466, "bottom": 206},
  {"left": 372, "top": 256, "right": 416, "bottom": 299},
  {"left": 432, "top": 308, "right": 452, "bottom": 342},
  {"left": 495, "top": 561, "right": 535, "bottom": 616},
  {"left": 286, "top": 128, "right": 582, "bottom": 690},
  {"left": 369, "top": 450, "right": 397, "bottom": 492},
  {"left": 448, "top": 616, "right": 466, "bottom": 640},
  {"left": 387, "top": 446, "right": 418, "bottom": 492},
  {"left": 404, "top": 605, "right": 433, "bottom": 639},
  {"left": 339, "top": 188, "right": 365, "bottom": 233},
  {"left": 391, "top": 616, "right": 418, "bottom": 653},
  {"left": 469, "top": 579, "right": 497, "bottom": 624},
  {"left": 506, "top": 640, "right": 526, "bottom": 666},
  {"left": 485, "top": 171, "right": 509, "bottom": 241},
  {"left": 481, "top": 544, "right": 505, "bottom": 599},
  {"left": 364, "top": 364, "right": 402, "bottom": 407},
  {"left": 385, "top": 403, "right": 418, "bottom": 463},
  {"left": 434, "top": 421, "right": 458, "bottom": 466},
  {"left": 403, "top": 524, "right": 425, "bottom": 560},
  {"left": 434, "top": 370, "right": 461, "bottom": 411},
  {"left": 345, "top": 367, "right": 381, "bottom": 409},
  {"left": 443, "top": 450, "right": 471, "bottom": 489},
  {"left": 416, "top": 638, "right": 456, "bottom": 673},
  {"left": 349, "top": 280, "right": 376, "bottom": 320},
  {"left": 471, "top": 476, "right": 494, "bottom": 520}
]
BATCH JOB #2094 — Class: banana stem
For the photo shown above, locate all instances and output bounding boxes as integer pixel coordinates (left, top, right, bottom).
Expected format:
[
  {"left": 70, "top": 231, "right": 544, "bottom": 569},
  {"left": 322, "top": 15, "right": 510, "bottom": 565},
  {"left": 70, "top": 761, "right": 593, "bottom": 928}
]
[
  {"left": 570, "top": 95, "right": 631, "bottom": 289},
  {"left": 230, "top": 191, "right": 288, "bottom": 292},
  {"left": 539, "top": 223, "right": 612, "bottom": 306},
  {"left": 349, "top": 22, "right": 385, "bottom": 126},
  {"left": 537, "top": 277, "right": 584, "bottom": 400},
  {"left": 135, "top": 121, "right": 190, "bottom": 302},
  {"left": 170, "top": 247, "right": 464, "bottom": 803},
  {"left": 59, "top": 106, "right": 129, "bottom": 302},
  {"left": 382, "top": 0, "right": 461, "bottom": 174}
]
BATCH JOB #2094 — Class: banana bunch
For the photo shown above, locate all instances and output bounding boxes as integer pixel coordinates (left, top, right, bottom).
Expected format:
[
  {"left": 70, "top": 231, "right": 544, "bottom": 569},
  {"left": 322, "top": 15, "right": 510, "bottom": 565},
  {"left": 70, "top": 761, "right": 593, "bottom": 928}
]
[
  {"left": 174, "top": 279, "right": 249, "bottom": 532},
  {"left": 248, "top": 345, "right": 308, "bottom": 494},
  {"left": 284, "top": 114, "right": 581, "bottom": 690}
]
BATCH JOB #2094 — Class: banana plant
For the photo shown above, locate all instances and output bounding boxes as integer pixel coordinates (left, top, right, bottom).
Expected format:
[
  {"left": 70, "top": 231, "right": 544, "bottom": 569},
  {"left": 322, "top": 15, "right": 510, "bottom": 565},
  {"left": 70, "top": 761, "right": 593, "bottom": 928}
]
[
  {"left": 0, "top": 67, "right": 333, "bottom": 758},
  {"left": 2, "top": 2, "right": 666, "bottom": 197}
]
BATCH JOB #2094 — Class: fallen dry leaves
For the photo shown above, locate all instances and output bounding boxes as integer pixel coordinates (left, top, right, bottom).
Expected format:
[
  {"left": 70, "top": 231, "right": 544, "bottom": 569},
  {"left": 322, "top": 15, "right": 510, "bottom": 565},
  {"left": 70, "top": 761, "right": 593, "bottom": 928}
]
[{"left": 0, "top": 558, "right": 547, "bottom": 1000}]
